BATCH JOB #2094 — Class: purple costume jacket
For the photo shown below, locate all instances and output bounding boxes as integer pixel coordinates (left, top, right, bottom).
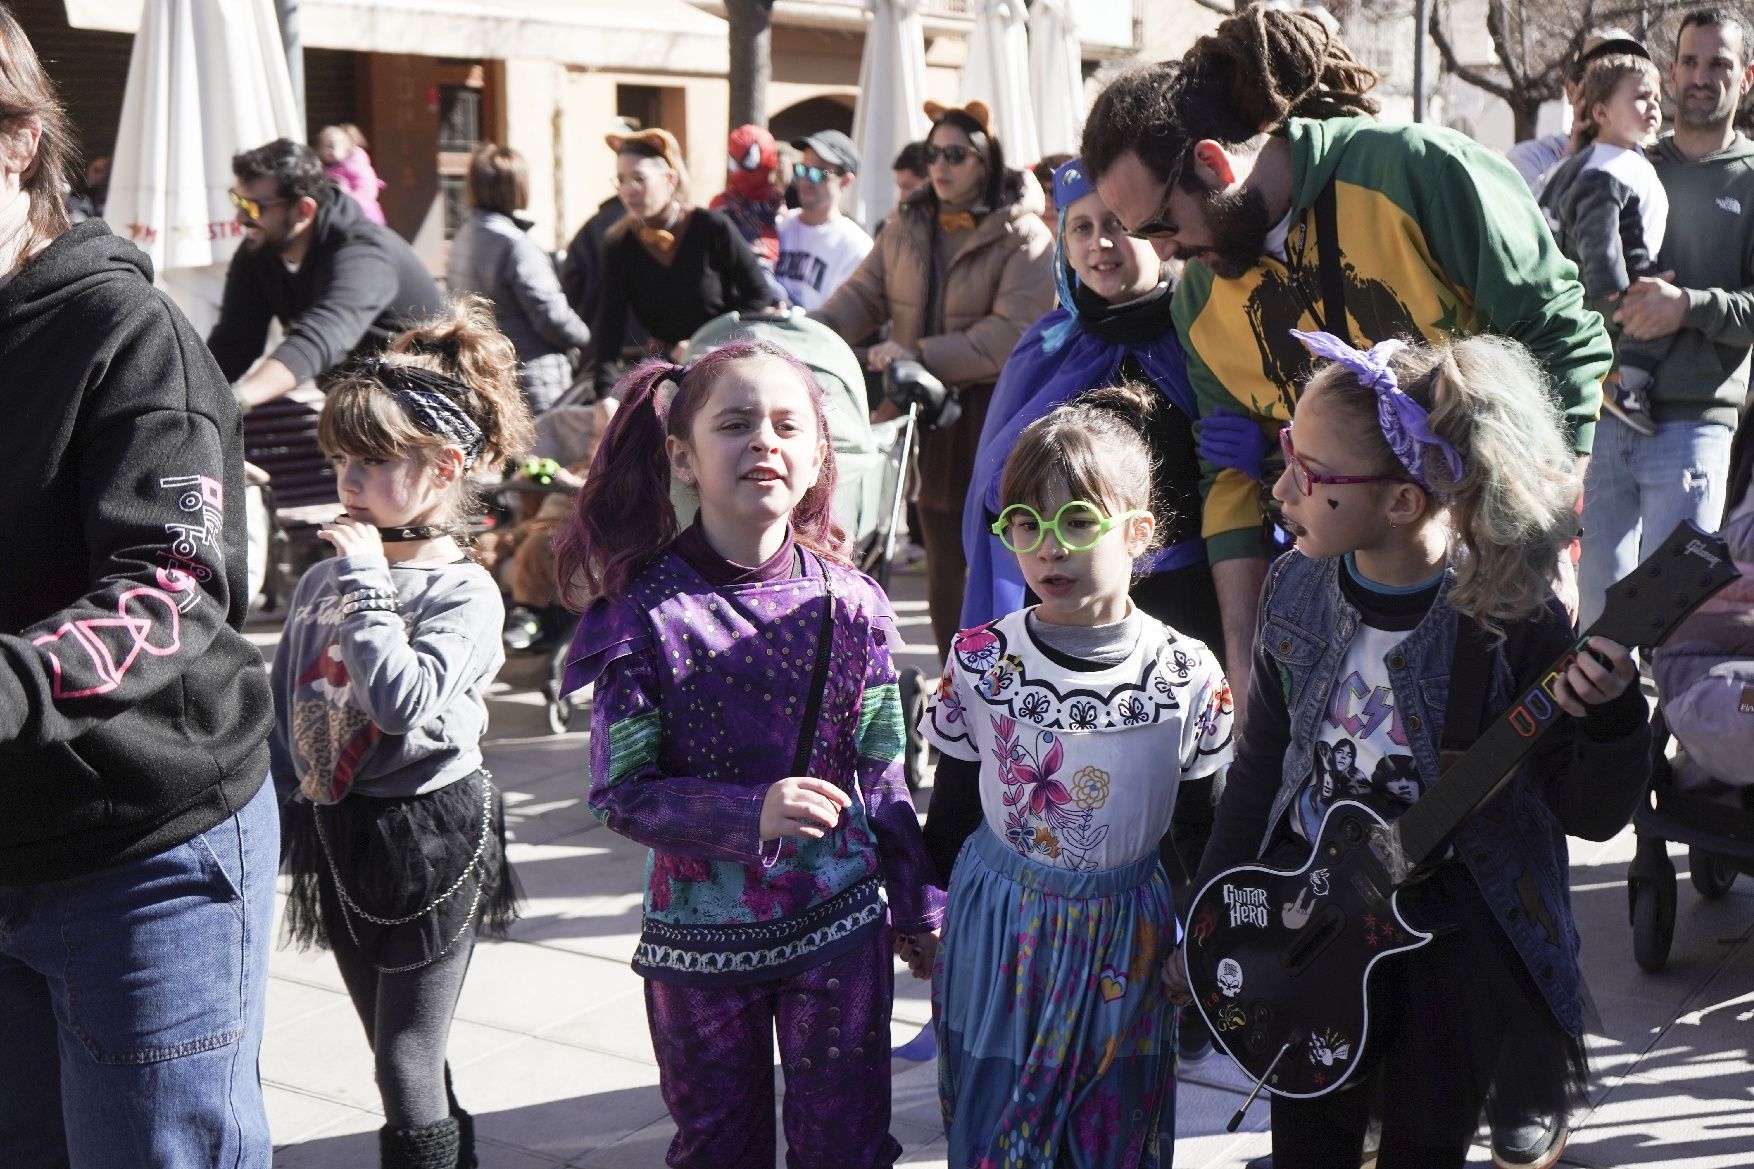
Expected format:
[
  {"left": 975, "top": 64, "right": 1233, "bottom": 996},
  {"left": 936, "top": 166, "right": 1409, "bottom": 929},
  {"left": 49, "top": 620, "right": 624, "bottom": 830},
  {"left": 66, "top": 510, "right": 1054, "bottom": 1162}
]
[{"left": 566, "top": 541, "right": 944, "bottom": 986}]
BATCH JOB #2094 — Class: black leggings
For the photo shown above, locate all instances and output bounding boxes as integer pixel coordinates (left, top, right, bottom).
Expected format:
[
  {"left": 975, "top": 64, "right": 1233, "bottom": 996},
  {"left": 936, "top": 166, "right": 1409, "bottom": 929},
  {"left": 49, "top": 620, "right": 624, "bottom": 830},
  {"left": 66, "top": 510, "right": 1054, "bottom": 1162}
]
[{"left": 319, "top": 876, "right": 476, "bottom": 1129}]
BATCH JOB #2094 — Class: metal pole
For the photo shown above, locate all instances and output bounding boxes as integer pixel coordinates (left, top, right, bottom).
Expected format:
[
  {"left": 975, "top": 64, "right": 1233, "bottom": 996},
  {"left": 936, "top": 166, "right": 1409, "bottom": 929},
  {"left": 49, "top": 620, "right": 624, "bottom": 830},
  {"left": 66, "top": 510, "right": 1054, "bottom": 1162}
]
[
  {"left": 274, "top": 0, "right": 306, "bottom": 129},
  {"left": 1412, "top": 0, "right": 1429, "bottom": 122}
]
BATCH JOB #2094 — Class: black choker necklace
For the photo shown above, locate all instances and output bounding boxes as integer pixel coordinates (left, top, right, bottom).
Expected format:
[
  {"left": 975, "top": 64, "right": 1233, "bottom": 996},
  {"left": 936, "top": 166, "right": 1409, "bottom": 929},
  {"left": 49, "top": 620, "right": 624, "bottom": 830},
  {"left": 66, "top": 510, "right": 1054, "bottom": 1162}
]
[{"left": 378, "top": 524, "right": 450, "bottom": 541}]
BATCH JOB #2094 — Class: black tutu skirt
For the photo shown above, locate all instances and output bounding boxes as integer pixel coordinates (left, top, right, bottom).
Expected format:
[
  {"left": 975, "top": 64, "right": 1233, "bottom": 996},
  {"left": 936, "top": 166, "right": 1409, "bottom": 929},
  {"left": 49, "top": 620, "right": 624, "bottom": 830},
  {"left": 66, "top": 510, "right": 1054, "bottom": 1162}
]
[
  {"left": 283, "top": 770, "right": 520, "bottom": 973},
  {"left": 1407, "top": 861, "right": 1589, "bottom": 1112}
]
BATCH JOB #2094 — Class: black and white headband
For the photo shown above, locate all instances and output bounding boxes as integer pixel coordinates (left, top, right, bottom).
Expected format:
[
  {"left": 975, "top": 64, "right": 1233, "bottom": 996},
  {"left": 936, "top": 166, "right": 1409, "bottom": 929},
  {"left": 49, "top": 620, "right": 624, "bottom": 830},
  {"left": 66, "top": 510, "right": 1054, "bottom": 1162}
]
[{"left": 361, "top": 358, "right": 487, "bottom": 469}]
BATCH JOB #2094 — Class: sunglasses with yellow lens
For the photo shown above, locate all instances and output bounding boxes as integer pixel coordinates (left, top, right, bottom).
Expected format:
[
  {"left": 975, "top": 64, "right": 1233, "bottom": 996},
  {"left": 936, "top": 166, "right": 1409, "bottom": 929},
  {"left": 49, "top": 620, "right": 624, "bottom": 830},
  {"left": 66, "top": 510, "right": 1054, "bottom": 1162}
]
[{"left": 228, "top": 189, "right": 293, "bottom": 222}]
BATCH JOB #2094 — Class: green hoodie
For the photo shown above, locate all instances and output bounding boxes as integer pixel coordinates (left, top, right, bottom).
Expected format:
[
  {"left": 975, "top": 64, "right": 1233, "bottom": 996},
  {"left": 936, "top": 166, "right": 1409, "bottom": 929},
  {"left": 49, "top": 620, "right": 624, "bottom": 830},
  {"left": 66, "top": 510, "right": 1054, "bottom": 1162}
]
[
  {"left": 1173, "top": 117, "right": 1612, "bottom": 562},
  {"left": 1647, "top": 132, "right": 1754, "bottom": 429}
]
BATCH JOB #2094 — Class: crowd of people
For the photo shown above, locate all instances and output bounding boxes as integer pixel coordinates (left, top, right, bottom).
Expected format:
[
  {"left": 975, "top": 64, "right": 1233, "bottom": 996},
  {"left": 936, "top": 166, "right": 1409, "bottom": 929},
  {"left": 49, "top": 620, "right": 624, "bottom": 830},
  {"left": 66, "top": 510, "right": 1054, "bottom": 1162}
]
[{"left": 4, "top": 2, "right": 1754, "bottom": 1168}]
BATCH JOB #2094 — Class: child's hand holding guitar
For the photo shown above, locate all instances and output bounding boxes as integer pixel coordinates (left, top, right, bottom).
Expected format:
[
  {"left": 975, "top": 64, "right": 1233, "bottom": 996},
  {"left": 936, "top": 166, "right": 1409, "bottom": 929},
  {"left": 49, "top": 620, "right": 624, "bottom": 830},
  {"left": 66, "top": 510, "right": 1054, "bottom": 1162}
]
[{"left": 1552, "top": 636, "right": 1637, "bottom": 716}]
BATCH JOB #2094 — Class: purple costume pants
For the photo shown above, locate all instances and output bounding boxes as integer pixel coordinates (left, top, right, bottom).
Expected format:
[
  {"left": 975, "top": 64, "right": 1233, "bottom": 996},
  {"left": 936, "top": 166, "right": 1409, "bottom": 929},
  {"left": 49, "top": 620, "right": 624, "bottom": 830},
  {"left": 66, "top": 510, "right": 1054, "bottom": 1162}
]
[{"left": 644, "top": 927, "right": 902, "bottom": 1169}]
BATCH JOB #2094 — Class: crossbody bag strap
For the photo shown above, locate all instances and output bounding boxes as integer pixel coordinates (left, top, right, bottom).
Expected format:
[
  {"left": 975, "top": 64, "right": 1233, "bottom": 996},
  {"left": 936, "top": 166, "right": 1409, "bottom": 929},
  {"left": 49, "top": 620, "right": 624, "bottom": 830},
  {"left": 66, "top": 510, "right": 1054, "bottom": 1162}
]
[
  {"left": 791, "top": 551, "right": 837, "bottom": 776},
  {"left": 1314, "top": 179, "right": 1349, "bottom": 345}
]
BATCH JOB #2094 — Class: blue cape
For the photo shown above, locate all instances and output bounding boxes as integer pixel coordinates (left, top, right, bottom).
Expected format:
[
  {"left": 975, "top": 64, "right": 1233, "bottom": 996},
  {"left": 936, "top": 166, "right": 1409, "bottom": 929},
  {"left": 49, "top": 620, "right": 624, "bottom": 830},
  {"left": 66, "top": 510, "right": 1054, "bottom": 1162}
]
[{"left": 958, "top": 306, "right": 1198, "bottom": 630}]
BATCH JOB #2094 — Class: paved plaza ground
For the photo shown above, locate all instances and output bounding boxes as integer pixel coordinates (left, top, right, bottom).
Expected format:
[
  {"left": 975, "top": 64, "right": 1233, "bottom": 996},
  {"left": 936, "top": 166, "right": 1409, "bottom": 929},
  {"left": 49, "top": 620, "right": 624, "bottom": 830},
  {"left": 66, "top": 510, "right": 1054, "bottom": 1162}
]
[{"left": 254, "top": 569, "right": 1754, "bottom": 1168}]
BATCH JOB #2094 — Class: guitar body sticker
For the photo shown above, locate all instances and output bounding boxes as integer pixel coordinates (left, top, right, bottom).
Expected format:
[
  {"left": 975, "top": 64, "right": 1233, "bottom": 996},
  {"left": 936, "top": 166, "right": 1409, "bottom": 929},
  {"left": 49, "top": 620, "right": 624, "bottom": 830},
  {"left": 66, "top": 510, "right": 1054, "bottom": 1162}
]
[
  {"left": 1190, "top": 907, "right": 1218, "bottom": 947},
  {"left": 1216, "top": 958, "right": 1244, "bottom": 998},
  {"left": 1281, "top": 886, "right": 1316, "bottom": 930},
  {"left": 1223, "top": 883, "right": 1269, "bottom": 928},
  {"left": 1309, "top": 1028, "right": 1352, "bottom": 1067},
  {"left": 1309, "top": 867, "right": 1330, "bottom": 896}
]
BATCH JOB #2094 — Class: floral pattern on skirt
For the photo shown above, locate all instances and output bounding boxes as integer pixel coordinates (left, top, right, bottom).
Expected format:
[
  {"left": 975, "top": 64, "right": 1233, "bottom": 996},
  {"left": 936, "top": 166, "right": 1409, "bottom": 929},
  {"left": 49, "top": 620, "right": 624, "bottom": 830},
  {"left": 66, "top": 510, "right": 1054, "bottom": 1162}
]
[{"left": 933, "top": 825, "right": 1178, "bottom": 1168}]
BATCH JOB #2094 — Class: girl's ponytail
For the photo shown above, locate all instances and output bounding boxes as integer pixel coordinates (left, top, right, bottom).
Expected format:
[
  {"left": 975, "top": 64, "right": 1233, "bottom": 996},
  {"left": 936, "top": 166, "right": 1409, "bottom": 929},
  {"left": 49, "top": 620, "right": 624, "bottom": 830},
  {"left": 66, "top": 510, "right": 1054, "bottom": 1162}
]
[
  {"left": 554, "top": 362, "right": 686, "bottom": 609},
  {"left": 1413, "top": 337, "right": 1580, "bottom": 638},
  {"left": 388, "top": 293, "right": 535, "bottom": 466}
]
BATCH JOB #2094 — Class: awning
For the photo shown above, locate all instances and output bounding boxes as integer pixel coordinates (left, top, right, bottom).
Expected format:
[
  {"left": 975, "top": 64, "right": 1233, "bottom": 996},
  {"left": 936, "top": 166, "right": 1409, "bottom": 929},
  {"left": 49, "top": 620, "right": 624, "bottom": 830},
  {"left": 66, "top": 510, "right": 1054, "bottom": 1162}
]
[{"left": 64, "top": 0, "right": 730, "bottom": 74}]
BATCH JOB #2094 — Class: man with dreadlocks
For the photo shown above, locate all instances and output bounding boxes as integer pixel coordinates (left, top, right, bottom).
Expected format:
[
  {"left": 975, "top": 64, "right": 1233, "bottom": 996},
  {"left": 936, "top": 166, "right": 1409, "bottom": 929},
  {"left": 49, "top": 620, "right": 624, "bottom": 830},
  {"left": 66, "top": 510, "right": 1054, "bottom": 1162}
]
[
  {"left": 1080, "top": 11, "right": 1612, "bottom": 1169},
  {"left": 1081, "top": 7, "right": 1610, "bottom": 710}
]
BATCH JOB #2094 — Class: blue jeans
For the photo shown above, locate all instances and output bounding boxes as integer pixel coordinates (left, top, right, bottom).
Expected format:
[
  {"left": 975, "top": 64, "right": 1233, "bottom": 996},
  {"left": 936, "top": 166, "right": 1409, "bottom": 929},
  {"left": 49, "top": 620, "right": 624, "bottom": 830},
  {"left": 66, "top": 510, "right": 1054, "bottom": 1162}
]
[
  {"left": 1579, "top": 414, "right": 1733, "bottom": 630},
  {"left": 0, "top": 776, "right": 278, "bottom": 1168}
]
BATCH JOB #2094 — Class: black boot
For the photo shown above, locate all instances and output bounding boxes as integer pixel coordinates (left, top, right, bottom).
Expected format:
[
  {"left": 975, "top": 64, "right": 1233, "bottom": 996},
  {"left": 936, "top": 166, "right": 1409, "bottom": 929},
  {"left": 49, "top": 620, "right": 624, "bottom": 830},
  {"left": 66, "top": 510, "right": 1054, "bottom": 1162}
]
[
  {"left": 378, "top": 1117, "right": 460, "bottom": 1169},
  {"left": 445, "top": 1063, "right": 478, "bottom": 1169}
]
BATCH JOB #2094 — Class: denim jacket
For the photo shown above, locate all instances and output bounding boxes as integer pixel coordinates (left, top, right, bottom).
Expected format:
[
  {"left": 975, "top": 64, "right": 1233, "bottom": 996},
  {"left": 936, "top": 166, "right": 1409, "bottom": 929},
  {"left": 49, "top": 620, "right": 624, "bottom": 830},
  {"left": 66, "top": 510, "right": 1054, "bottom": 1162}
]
[{"left": 1212, "top": 551, "right": 1649, "bottom": 1037}]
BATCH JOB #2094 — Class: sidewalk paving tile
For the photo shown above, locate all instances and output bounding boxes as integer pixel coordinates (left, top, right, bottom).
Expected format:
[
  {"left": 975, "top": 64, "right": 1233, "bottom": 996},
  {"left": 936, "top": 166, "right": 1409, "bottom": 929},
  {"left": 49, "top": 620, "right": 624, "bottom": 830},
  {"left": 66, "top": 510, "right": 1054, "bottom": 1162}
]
[
  {"left": 257, "top": 572, "right": 1754, "bottom": 1168},
  {"left": 456, "top": 1039, "right": 667, "bottom": 1164},
  {"left": 265, "top": 1084, "right": 380, "bottom": 1151}
]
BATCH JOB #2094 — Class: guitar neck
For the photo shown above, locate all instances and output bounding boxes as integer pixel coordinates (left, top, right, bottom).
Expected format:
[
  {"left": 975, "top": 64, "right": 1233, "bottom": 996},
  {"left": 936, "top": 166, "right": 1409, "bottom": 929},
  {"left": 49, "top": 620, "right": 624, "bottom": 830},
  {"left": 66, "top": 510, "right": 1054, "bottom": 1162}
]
[
  {"left": 1392, "top": 638, "right": 1585, "bottom": 870},
  {"left": 1380, "top": 520, "right": 1737, "bottom": 879}
]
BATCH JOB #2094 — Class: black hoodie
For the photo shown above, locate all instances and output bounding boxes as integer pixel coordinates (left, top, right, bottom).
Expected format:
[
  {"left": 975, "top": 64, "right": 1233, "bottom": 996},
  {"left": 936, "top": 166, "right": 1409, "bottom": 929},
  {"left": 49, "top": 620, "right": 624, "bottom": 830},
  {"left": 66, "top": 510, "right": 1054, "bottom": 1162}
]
[
  {"left": 206, "top": 184, "right": 445, "bottom": 384},
  {"left": 0, "top": 220, "right": 272, "bottom": 885}
]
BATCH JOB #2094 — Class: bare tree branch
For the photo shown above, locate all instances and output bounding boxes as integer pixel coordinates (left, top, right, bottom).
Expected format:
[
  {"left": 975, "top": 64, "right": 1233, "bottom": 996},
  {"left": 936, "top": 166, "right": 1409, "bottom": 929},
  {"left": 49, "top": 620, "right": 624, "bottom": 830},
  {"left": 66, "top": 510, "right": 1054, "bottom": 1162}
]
[{"left": 1427, "top": 0, "right": 1516, "bottom": 103}]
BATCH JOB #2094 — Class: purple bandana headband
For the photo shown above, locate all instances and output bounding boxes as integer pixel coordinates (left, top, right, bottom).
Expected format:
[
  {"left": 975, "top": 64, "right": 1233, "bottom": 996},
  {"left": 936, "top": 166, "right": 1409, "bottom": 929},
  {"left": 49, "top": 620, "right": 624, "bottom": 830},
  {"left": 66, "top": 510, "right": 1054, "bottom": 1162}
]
[{"left": 1290, "top": 329, "right": 1465, "bottom": 493}]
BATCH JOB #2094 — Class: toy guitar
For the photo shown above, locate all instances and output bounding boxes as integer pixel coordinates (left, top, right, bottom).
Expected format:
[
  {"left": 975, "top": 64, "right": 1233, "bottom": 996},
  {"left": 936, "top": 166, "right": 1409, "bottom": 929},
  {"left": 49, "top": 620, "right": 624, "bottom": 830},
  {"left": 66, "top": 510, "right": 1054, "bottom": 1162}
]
[{"left": 1185, "top": 521, "right": 1739, "bottom": 1110}]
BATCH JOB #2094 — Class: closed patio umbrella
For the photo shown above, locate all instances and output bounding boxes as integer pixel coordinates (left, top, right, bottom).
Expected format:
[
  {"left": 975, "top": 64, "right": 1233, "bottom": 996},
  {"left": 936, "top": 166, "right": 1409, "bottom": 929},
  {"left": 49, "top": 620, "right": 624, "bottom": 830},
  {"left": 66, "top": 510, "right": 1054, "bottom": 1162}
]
[
  {"left": 850, "top": 0, "right": 932, "bottom": 234},
  {"left": 106, "top": 0, "right": 303, "bottom": 335},
  {"left": 960, "top": 0, "right": 1039, "bottom": 164},
  {"left": 1028, "top": 0, "right": 1084, "bottom": 159}
]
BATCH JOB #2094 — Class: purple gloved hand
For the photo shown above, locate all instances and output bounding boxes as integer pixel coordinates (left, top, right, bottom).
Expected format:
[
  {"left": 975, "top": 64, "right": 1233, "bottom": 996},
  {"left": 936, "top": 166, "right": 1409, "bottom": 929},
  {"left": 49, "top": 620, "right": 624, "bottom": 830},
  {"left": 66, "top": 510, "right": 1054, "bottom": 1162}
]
[{"left": 1195, "top": 408, "right": 1272, "bottom": 481}]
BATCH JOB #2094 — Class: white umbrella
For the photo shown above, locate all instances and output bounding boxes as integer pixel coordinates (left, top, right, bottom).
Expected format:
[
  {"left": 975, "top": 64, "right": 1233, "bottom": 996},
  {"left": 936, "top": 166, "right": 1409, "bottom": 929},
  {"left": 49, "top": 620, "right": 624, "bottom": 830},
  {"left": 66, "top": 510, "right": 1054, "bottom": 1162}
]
[
  {"left": 960, "top": 0, "right": 1039, "bottom": 165},
  {"left": 1028, "top": 0, "right": 1084, "bottom": 159},
  {"left": 107, "top": 0, "right": 302, "bottom": 334},
  {"left": 850, "top": 0, "right": 931, "bottom": 235}
]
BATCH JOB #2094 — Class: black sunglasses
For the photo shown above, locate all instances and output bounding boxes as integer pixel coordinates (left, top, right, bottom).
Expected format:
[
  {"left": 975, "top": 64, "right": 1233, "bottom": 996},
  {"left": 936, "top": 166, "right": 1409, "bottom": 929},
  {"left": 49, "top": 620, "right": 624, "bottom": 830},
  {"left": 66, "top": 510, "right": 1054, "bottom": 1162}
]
[
  {"left": 1124, "top": 149, "right": 1191, "bottom": 241},
  {"left": 923, "top": 144, "right": 975, "bottom": 166},
  {"left": 792, "top": 162, "right": 846, "bottom": 183},
  {"left": 1126, "top": 180, "right": 1180, "bottom": 241}
]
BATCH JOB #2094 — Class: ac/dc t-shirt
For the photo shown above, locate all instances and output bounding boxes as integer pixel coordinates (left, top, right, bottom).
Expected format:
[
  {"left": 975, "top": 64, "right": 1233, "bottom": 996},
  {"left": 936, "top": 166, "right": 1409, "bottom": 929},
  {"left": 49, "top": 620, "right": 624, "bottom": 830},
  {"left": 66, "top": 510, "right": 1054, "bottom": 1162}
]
[{"left": 1291, "top": 557, "right": 1442, "bottom": 842}]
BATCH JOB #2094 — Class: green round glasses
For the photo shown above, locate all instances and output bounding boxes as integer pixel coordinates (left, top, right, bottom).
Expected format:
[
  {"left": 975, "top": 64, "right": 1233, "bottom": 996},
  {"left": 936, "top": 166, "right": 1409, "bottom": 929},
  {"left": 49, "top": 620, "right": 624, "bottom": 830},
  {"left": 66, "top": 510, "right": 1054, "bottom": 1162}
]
[{"left": 990, "top": 500, "right": 1147, "bottom": 554}]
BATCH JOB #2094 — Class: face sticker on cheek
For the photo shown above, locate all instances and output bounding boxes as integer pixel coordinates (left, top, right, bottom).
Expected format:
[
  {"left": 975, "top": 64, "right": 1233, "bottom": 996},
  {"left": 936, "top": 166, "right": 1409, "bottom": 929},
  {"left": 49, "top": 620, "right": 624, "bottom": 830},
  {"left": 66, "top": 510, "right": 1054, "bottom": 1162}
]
[{"left": 1327, "top": 499, "right": 1340, "bottom": 510}]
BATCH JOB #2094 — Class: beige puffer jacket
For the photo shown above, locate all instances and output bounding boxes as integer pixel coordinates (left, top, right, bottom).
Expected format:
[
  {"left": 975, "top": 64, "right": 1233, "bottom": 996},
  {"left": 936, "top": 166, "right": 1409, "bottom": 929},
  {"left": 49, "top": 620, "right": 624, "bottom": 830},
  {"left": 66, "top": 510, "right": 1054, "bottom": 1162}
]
[{"left": 812, "top": 190, "right": 1054, "bottom": 388}]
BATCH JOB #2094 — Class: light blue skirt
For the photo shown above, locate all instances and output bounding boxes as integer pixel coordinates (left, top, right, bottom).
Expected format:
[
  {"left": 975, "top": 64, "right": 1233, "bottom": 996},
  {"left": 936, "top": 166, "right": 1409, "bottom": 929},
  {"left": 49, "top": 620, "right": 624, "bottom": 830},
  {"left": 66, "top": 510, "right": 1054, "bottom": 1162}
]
[{"left": 933, "top": 825, "right": 1177, "bottom": 1169}]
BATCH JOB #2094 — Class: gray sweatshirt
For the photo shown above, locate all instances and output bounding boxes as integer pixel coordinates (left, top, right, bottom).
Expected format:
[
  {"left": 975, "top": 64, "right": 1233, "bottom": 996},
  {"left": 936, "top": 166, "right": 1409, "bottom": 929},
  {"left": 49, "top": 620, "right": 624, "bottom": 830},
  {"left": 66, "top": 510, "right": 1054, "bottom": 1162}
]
[
  {"left": 1649, "top": 132, "right": 1754, "bottom": 428},
  {"left": 269, "top": 554, "right": 504, "bottom": 802}
]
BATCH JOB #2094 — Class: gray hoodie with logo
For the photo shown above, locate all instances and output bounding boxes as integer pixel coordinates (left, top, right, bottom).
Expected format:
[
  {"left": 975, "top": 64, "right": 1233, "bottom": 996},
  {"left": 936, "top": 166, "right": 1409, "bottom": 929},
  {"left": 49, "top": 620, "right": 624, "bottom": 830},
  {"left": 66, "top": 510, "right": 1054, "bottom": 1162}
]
[{"left": 1648, "top": 132, "right": 1754, "bottom": 428}]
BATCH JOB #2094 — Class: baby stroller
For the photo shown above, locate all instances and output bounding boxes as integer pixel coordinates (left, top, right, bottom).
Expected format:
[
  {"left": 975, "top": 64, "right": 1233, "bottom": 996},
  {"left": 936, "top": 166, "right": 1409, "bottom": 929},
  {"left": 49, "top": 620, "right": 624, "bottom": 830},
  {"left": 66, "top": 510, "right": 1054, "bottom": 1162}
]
[{"left": 1627, "top": 443, "right": 1754, "bottom": 971}]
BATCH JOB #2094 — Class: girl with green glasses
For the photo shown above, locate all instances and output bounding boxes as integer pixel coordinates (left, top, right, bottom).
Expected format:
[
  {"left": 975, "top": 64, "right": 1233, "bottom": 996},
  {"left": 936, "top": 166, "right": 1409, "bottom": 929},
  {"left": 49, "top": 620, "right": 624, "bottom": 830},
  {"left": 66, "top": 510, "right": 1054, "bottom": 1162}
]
[{"left": 920, "top": 384, "right": 1234, "bottom": 1168}]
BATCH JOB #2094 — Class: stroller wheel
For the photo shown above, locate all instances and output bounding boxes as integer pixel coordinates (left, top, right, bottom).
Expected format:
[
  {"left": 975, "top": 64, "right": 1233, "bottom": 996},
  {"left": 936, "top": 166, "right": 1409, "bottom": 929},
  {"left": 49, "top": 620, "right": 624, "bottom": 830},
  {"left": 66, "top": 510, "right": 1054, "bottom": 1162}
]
[
  {"left": 546, "top": 693, "right": 573, "bottom": 737},
  {"left": 1689, "top": 847, "right": 1737, "bottom": 900},
  {"left": 900, "top": 666, "right": 928, "bottom": 792},
  {"left": 1631, "top": 864, "right": 1677, "bottom": 973}
]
